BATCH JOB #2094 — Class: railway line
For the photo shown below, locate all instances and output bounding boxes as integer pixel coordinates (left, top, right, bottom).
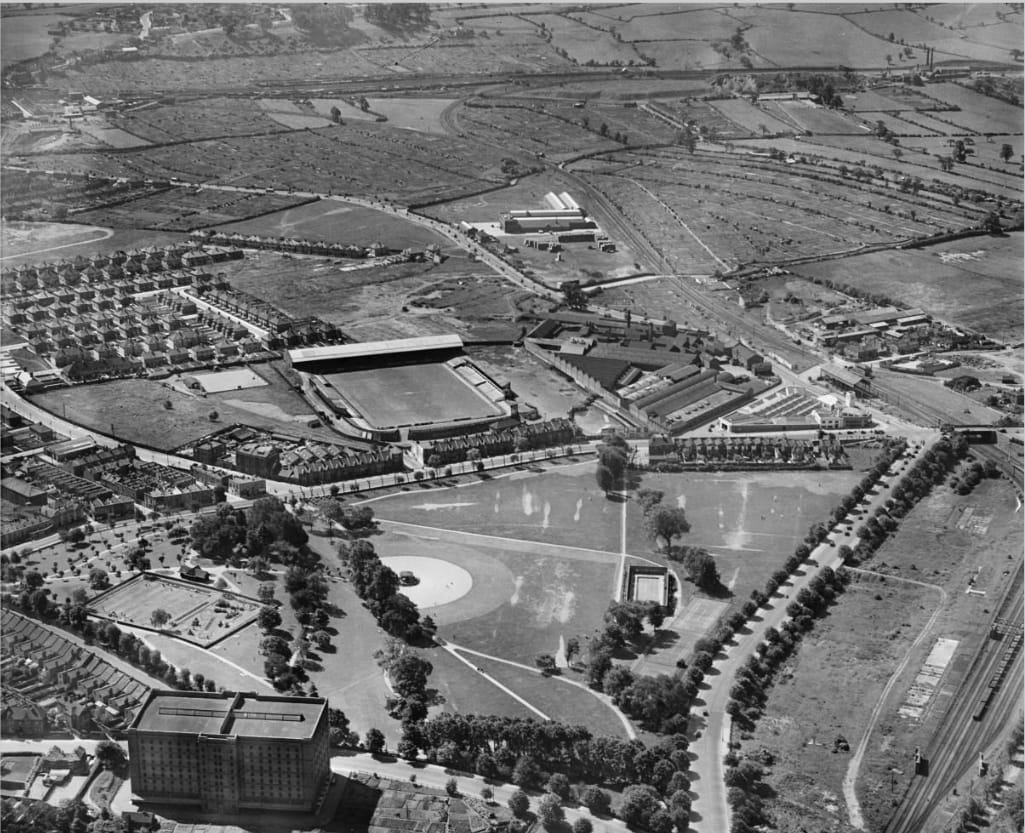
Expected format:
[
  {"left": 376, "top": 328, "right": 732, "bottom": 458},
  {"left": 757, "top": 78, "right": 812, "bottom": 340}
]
[{"left": 883, "top": 566, "right": 1024, "bottom": 833}]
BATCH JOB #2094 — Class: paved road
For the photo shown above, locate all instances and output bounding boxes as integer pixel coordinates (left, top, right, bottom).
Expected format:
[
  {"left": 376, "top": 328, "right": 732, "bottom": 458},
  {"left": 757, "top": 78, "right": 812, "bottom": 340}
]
[
  {"left": 332, "top": 751, "right": 630, "bottom": 832},
  {"left": 687, "top": 434, "right": 938, "bottom": 833}
]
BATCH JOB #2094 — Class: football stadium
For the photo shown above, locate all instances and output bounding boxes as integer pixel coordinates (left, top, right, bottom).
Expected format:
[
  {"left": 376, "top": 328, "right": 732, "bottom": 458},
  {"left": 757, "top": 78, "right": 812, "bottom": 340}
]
[{"left": 287, "top": 335, "right": 515, "bottom": 441}]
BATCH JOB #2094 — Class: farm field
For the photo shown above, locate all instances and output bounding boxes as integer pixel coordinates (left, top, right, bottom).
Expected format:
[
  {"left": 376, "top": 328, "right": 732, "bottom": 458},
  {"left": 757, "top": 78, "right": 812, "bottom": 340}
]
[
  {"left": 8, "top": 122, "right": 511, "bottom": 205},
  {"left": 0, "top": 13, "right": 73, "bottom": 65},
  {"left": 451, "top": 101, "right": 622, "bottom": 162},
  {"left": 624, "top": 469, "right": 862, "bottom": 614},
  {"left": 708, "top": 99, "right": 795, "bottom": 135},
  {"left": 735, "top": 136, "right": 1023, "bottom": 202},
  {"left": 74, "top": 188, "right": 313, "bottom": 232},
  {"left": 214, "top": 199, "right": 450, "bottom": 248},
  {"left": 257, "top": 99, "right": 333, "bottom": 130},
  {"left": 571, "top": 147, "right": 975, "bottom": 272},
  {"left": 90, "top": 573, "right": 260, "bottom": 646},
  {"left": 791, "top": 232, "right": 1024, "bottom": 342},
  {"left": 365, "top": 98, "right": 455, "bottom": 134},
  {"left": 29, "top": 375, "right": 346, "bottom": 451},
  {"left": 735, "top": 7, "right": 907, "bottom": 67},
  {"left": 116, "top": 99, "right": 285, "bottom": 143},
  {"left": 919, "top": 82, "right": 1025, "bottom": 134},
  {"left": 323, "top": 363, "right": 503, "bottom": 430}
]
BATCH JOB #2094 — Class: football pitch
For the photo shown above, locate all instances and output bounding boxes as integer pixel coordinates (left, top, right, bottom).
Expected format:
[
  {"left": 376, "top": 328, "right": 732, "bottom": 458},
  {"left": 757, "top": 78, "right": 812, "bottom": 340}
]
[{"left": 324, "top": 362, "right": 502, "bottom": 429}]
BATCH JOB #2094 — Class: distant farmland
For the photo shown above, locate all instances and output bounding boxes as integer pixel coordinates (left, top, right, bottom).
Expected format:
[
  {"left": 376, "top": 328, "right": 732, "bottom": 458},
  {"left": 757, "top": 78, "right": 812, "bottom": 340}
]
[{"left": 792, "top": 232, "right": 1024, "bottom": 342}]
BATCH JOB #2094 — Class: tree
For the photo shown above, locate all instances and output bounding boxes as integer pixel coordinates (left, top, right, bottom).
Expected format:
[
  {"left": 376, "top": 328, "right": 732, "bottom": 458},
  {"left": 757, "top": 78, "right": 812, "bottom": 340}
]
[
  {"left": 535, "top": 653, "right": 557, "bottom": 675},
  {"left": 480, "top": 785, "right": 494, "bottom": 802},
  {"left": 537, "top": 794, "right": 564, "bottom": 827},
  {"left": 445, "top": 777, "right": 459, "bottom": 796},
  {"left": 390, "top": 654, "right": 433, "bottom": 699},
  {"left": 572, "top": 819, "right": 593, "bottom": 833},
  {"left": 595, "top": 464, "right": 615, "bottom": 495},
  {"left": 508, "top": 790, "right": 530, "bottom": 818},
  {"left": 365, "top": 727, "right": 386, "bottom": 754},
  {"left": 95, "top": 741, "right": 126, "bottom": 771},
  {"left": 547, "top": 772, "right": 571, "bottom": 800},
  {"left": 209, "top": 410, "right": 219, "bottom": 422},
  {"left": 679, "top": 547, "right": 720, "bottom": 592},
  {"left": 580, "top": 785, "right": 611, "bottom": 814},
  {"left": 89, "top": 568, "right": 110, "bottom": 590},
  {"left": 329, "top": 105, "right": 342, "bottom": 123},
  {"left": 23, "top": 570, "right": 44, "bottom": 590},
  {"left": 646, "top": 507, "right": 690, "bottom": 547},
  {"left": 599, "top": 122, "right": 609, "bottom": 137},
  {"left": 150, "top": 608, "right": 171, "bottom": 629},
  {"left": 258, "top": 605, "right": 282, "bottom": 632},
  {"left": 619, "top": 784, "right": 661, "bottom": 827},
  {"left": 1000, "top": 142, "right": 1014, "bottom": 163}
]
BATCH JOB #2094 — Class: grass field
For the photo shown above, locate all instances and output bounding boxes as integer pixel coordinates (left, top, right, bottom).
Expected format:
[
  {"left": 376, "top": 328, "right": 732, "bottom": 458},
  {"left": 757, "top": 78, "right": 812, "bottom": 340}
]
[
  {"left": 0, "top": 221, "right": 113, "bottom": 261},
  {"left": 371, "top": 517, "right": 618, "bottom": 665},
  {"left": 365, "top": 98, "right": 454, "bottom": 134},
  {"left": 323, "top": 363, "right": 502, "bottom": 429},
  {"left": 214, "top": 199, "right": 450, "bottom": 248},
  {"left": 625, "top": 470, "right": 861, "bottom": 614},
  {"left": 422, "top": 646, "right": 537, "bottom": 722},
  {"left": 465, "top": 653, "right": 630, "bottom": 738},
  {"left": 371, "top": 462, "right": 623, "bottom": 553},
  {"left": 0, "top": 224, "right": 189, "bottom": 267},
  {"left": 791, "top": 233, "right": 1024, "bottom": 342},
  {"left": 30, "top": 373, "right": 344, "bottom": 451},
  {"left": 90, "top": 573, "right": 260, "bottom": 645}
]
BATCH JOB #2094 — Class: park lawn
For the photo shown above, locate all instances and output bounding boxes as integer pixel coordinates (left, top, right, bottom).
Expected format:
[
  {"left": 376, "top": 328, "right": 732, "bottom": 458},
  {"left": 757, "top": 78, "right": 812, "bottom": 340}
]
[
  {"left": 738, "top": 577, "right": 936, "bottom": 833},
  {"left": 463, "top": 653, "right": 631, "bottom": 739},
  {"left": 424, "top": 647, "right": 537, "bottom": 723},
  {"left": 29, "top": 376, "right": 344, "bottom": 451},
  {"left": 625, "top": 470, "right": 861, "bottom": 612},
  {"left": 370, "top": 463, "right": 623, "bottom": 553},
  {"left": 438, "top": 545, "right": 618, "bottom": 665}
]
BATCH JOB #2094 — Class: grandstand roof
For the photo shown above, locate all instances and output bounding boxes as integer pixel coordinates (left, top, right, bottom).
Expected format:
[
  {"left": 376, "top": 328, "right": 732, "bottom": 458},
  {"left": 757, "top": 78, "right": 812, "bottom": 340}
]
[{"left": 288, "top": 335, "right": 462, "bottom": 365}]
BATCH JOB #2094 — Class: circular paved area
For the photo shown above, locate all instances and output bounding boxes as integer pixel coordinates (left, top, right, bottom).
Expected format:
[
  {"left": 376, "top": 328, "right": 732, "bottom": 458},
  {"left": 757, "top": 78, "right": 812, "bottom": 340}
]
[{"left": 381, "top": 556, "right": 473, "bottom": 608}]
